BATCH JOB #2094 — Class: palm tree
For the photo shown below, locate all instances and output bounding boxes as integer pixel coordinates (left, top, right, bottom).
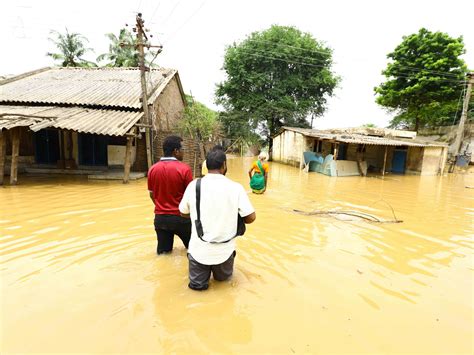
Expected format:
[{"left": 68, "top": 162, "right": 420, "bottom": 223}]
[
  {"left": 97, "top": 28, "right": 139, "bottom": 67},
  {"left": 97, "top": 28, "right": 160, "bottom": 68},
  {"left": 47, "top": 29, "right": 95, "bottom": 67}
]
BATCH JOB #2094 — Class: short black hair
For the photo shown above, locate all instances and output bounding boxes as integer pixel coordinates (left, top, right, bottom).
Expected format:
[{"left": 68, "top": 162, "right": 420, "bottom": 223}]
[
  {"left": 163, "top": 135, "right": 183, "bottom": 156},
  {"left": 211, "top": 144, "right": 224, "bottom": 152},
  {"left": 206, "top": 150, "right": 226, "bottom": 170}
]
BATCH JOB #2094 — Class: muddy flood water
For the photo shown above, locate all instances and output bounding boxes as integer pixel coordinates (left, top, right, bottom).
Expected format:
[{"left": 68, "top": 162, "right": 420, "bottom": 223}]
[{"left": 1, "top": 157, "right": 473, "bottom": 353}]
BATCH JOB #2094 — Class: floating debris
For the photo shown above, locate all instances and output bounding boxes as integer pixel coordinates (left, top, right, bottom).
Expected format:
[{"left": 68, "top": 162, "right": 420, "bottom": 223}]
[{"left": 293, "top": 209, "right": 403, "bottom": 223}]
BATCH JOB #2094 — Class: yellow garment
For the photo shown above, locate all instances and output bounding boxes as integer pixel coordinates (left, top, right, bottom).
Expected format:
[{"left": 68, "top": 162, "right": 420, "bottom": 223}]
[
  {"left": 250, "top": 161, "right": 269, "bottom": 174},
  {"left": 201, "top": 160, "right": 208, "bottom": 176}
]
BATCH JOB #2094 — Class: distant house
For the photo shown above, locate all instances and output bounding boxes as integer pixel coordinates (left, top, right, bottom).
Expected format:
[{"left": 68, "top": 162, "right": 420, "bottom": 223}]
[
  {"left": 0, "top": 67, "right": 204, "bottom": 184},
  {"left": 272, "top": 126, "right": 449, "bottom": 176}
]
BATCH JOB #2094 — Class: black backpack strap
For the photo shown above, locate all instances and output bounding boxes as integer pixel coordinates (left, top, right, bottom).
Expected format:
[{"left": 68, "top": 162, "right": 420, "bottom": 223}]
[
  {"left": 196, "top": 178, "right": 201, "bottom": 222},
  {"left": 194, "top": 178, "right": 240, "bottom": 244}
]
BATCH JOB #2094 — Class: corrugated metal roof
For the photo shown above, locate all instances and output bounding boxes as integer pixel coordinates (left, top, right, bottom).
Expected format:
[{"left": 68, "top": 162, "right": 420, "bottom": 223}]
[
  {"left": 0, "top": 105, "right": 142, "bottom": 136},
  {"left": 279, "top": 126, "right": 447, "bottom": 147},
  {"left": 0, "top": 67, "right": 177, "bottom": 109}
]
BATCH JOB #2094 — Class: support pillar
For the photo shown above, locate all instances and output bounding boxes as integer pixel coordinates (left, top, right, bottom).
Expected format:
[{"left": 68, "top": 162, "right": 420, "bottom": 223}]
[
  {"left": 382, "top": 146, "right": 388, "bottom": 177},
  {"left": 123, "top": 136, "right": 133, "bottom": 184},
  {"left": 0, "top": 130, "right": 6, "bottom": 185},
  {"left": 10, "top": 127, "right": 20, "bottom": 185}
]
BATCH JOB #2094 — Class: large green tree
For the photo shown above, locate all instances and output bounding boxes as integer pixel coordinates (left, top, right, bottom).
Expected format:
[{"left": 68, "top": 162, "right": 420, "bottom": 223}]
[
  {"left": 375, "top": 28, "right": 468, "bottom": 131},
  {"left": 216, "top": 25, "right": 339, "bottom": 154},
  {"left": 97, "top": 28, "right": 159, "bottom": 67},
  {"left": 47, "top": 29, "right": 95, "bottom": 67}
]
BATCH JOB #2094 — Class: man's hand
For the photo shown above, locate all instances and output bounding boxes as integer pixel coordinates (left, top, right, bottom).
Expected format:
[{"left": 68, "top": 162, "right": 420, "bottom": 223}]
[
  {"left": 180, "top": 212, "right": 190, "bottom": 219},
  {"left": 243, "top": 212, "right": 256, "bottom": 224}
]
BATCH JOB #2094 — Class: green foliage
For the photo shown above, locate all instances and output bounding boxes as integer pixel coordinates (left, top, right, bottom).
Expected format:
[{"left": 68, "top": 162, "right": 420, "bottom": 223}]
[
  {"left": 216, "top": 25, "right": 340, "bottom": 146},
  {"left": 97, "top": 28, "right": 159, "bottom": 68},
  {"left": 375, "top": 28, "right": 468, "bottom": 131},
  {"left": 47, "top": 29, "right": 95, "bottom": 67},
  {"left": 179, "top": 96, "right": 221, "bottom": 142},
  {"left": 362, "top": 123, "right": 377, "bottom": 128},
  {"left": 218, "top": 110, "right": 264, "bottom": 146}
]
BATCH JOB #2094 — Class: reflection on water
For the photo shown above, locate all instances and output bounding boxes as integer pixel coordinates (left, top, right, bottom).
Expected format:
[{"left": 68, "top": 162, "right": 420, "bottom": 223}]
[{"left": 1, "top": 157, "right": 473, "bottom": 353}]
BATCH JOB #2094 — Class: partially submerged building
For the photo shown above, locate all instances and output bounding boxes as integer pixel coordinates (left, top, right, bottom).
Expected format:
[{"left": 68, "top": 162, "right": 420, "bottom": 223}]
[
  {"left": 0, "top": 67, "right": 204, "bottom": 184},
  {"left": 272, "top": 126, "right": 448, "bottom": 176}
]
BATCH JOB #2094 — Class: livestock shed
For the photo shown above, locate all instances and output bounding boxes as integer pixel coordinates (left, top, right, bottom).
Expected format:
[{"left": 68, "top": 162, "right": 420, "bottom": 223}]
[
  {"left": 0, "top": 67, "right": 204, "bottom": 184},
  {"left": 272, "top": 126, "right": 448, "bottom": 176}
]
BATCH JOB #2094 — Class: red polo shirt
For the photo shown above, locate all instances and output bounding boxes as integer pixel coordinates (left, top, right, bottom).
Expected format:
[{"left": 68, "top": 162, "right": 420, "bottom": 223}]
[{"left": 147, "top": 158, "right": 193, "bottom": 215}]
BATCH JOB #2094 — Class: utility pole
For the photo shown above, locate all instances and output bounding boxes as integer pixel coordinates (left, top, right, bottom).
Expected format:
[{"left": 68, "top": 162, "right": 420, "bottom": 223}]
[
  {"left": 135, "top": 13, "right": 153, "bottom": 170},
  {"left": 452, "top": 73, "right": 473, "bottom": 157}
]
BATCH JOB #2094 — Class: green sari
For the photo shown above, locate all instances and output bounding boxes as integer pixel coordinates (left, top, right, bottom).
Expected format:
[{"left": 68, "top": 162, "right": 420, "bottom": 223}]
[{"left": 250, "top": 160, "right": 266, "bottom": 193}]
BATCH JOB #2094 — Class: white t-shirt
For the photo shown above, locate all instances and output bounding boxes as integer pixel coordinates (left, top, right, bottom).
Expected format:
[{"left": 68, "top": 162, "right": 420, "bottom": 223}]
[{"left": 179, "top": 173, "right": 255, "bottom": 265}]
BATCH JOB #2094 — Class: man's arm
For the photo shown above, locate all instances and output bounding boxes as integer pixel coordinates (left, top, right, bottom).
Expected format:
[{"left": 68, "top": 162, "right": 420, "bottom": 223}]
[
  {"left": 149, "top": 191, "right": 155, "bottom": 205},
  {"left": 179, "top": 182, "right": 192, "bottom": 219}
]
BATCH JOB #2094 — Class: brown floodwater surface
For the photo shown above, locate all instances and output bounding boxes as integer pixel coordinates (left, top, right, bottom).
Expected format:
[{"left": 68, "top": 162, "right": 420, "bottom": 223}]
[{"left": 1, "top": 157, "right": 473, "bottom": 353}]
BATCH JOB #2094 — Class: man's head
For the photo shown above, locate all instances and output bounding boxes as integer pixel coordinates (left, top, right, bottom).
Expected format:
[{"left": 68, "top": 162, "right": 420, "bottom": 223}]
[
  {"left": 206, "top": 149, "right": 227, "bottom": 175},
  {"left": 211, "top": 144, "right": 224, "bottom": 152},
  {"left": 163, "top": 135, "right": 184, "bottom": 161}
]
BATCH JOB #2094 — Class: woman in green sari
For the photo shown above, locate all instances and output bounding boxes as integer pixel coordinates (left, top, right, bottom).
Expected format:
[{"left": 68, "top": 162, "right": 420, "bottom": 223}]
[{"left": 248, "top": 153, "right": 269, "bottom": 194}]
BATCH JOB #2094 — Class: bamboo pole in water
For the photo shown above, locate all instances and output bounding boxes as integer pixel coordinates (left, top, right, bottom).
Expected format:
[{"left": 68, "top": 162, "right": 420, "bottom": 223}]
[
  {"left": 0, "top": 130, "right": 6, "bottom": 185},
  {"left": 382, "top": 146, "right": 388, "bottom": 177},
  {"left": 10, "top": 128, "right": 20, "bottom": 185}
]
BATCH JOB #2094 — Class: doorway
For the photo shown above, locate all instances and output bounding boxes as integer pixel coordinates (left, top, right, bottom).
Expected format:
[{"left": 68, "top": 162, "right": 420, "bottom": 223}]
[{"left": 34, "top": 129, "right": 60, "bottom": 165}]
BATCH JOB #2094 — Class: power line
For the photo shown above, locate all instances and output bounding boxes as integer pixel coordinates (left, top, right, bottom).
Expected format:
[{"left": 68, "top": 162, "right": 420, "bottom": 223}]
[
  {"left": 163, "top": 0, "right": 207, "bottom": 44},
  {"left": 451, "top": 81, "right": 467, "bottom": 125},
  {"left": 383, "top": 65, "right": 465, "bottom": 79},
  {"left": 159, "top": 1, "right": 182, "bottom": 27},
  {"left": 149, "top": 1, "right": 161, "bottom": 23},
  {"left": 230, "top": 37, "right": 466, "bottom": 80}
]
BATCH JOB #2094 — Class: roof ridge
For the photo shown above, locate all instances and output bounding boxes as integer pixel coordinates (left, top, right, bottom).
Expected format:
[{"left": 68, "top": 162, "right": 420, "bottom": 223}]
[{"left": 0, "top": 67, "right": 51, "bottom": 86}]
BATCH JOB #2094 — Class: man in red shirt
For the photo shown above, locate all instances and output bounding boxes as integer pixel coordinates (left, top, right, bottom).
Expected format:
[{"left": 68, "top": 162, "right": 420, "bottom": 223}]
[{"left": 148, "top": 136, "right": 193, "bottom": 254}]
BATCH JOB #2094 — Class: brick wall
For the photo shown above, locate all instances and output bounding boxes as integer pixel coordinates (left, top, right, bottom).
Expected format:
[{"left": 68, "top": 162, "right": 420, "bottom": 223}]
[{"left": 152, "top": 130, "right": 204, "bottom": 178}]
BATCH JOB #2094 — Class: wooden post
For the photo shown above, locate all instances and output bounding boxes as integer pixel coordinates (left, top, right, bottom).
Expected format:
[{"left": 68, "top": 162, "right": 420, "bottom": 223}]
[
  {"left": 123, "top": 136, "right": 133, "bottom": 184},
  {"left": 382, "top": 146, "right": 388, "bottom": 177},
  {"left": 0, "top": 130, "right": 6, "bottom": 185},
  {"left": 10, "top": 128, "right": 20, "bottom": 185}
]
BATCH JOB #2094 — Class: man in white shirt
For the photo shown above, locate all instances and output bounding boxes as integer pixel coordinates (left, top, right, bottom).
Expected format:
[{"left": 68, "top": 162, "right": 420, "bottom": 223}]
[{"left": 179, "top": 150, "right": 256, "bottom": 291}]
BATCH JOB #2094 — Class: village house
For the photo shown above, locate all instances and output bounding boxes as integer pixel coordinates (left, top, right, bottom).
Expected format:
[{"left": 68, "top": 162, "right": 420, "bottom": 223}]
[
  {"left": 272, "top": 126, "right": 449, "bottom": 176},
  {"left": 0, "top": 67, "right": 205, "bottom": 184}
]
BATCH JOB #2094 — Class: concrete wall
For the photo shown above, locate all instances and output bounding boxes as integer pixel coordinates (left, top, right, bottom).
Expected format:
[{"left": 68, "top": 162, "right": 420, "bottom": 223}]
[
  {"left": 272, "top": 130, "right": 307, "bottom": 167},
  {"left": 107, "top": 145, "right": 136, "bottom": 166},
  {"left": 420, "top": 147, "right": 444, "bottom": 175},
  {"left": 418, "top": 123, "right": 474, "bottom": 162},
  {"left": 406, "top": 147, "right": 423, "bottom": 173}
]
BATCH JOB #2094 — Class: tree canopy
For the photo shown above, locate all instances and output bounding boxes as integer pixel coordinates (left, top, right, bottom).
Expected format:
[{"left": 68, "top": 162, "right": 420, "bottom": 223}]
[
  {"left": 47, "top": 29, "right": 95, "bottom": 67},
  {"left": 97, "top": 28, "right": 160, "bottom": 68},
  {"left": 178, "top": 95, "right": 221, "bottom": 143},
  {"left": 374, "top": 28, "right": 468, "bottom": 131},
  {"left": 215, "top": 25, "right": 339, "bottom": 152}
]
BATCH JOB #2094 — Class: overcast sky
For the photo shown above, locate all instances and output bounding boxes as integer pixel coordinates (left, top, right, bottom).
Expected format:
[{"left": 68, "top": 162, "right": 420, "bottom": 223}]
[{"left": 1, "top": 0, "right": 473, "bottom": 129}]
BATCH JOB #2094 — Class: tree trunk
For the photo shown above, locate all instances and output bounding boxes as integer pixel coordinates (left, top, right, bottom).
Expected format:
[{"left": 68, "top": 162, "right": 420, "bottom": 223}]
[{"left": 415, "top": 116, "right": 420, "bottom": 132}]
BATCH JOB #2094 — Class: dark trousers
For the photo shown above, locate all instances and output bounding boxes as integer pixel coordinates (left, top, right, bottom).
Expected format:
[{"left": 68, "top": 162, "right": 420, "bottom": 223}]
[
  {"left": 188, "top": 251, "right": 236, "bottom": 291},
  {"left": 154, "top": 214, "right": 191, "bottom": 254}
]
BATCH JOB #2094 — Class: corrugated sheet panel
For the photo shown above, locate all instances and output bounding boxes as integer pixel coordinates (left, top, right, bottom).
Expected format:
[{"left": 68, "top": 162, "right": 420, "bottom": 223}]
[
  {"left": 280, "top": 126, "right": 446, "bottom": 147},
  {"left": 0, "top": 106, "right": 142, "bottom": 136},
  {"left": 0, "top": 67, "right": 176, "bottom": 109}
]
